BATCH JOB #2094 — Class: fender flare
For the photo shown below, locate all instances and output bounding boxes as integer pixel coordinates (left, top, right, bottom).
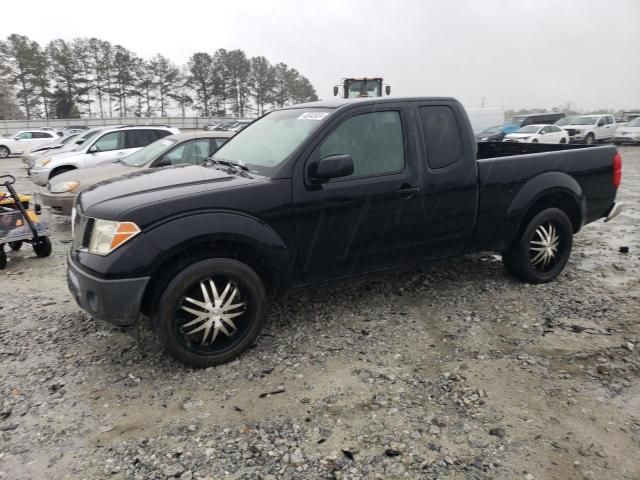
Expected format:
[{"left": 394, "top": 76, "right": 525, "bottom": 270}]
[
  {"left": 145, "top": 210, "right": 291, "bottom": 285},
  {"left": 505, "top": 171, "right": 586, "bottom": 244}
]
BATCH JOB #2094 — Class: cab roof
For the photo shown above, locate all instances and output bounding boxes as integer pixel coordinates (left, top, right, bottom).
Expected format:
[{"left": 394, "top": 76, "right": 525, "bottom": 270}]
[{"left": 286, "top": 96, "right": 458, "bottom": 110}]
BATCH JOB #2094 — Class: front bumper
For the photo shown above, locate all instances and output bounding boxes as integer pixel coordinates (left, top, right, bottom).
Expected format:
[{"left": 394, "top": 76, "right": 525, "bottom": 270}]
[
  {"left": 40, "top": 191, "right": 75, "bottom": 216},
  {"left": 67, "top": 253, "right": 149, "bottom": 327},
  {"left": 29, "top": 168, "right": 52, "bottom": 186}
]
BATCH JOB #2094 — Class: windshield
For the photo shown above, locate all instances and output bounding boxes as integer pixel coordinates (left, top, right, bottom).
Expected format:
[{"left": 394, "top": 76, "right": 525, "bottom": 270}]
[
  {"left": 516, "top": 125, "right": 540, "bottom": 133},
  {"left": 479, "top": 125, "right": 502, "bottom": 135},
  {"left": 60, "top": 134, "right": 79, "bottom": 144},
  {"left": 627, "top": 117, "right": 640, "bottom": 127},
  {"left": 505, "top": 116, "right": 524, "bottom": 127},
  {"left": 346, "top": 79, "right": 381, "bottom": 98},
  {"left": 555, "top": 116, "right": 578, "bottom": 126},
  {"left": 75, "top": 129, "right": 102, "bottom": 148},
  {"left": 212, "top": 109, "right": 330, "bottom": 175},
  {"left": 122, "top": 138, "right": 177, "bottom": 167},
  {"left": 566, "top": 116, "right": 599, "bottom": 125}
]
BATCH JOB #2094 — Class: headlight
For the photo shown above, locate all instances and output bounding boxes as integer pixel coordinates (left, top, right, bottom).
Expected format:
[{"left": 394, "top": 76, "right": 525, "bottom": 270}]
[
  {"left": 480, "top": 137, "right": 489, "bottom": 141},
  {"left": 88, "top": 219, "right": 140, "bottom": 256},
  {"left": 35, "top": 158, "right": 52, "bottom": 168},
  {"left": 50, "top": 181, "right": 79, "bottom": 194}
]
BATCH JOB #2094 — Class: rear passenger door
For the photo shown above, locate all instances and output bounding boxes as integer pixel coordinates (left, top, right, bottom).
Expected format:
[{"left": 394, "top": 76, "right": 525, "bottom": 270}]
[{"left": 416, "top": 102, "right": 478, "bottom": 257}]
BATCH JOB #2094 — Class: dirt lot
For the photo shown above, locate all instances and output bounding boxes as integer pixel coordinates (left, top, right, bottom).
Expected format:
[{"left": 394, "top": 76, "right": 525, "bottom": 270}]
[{"left": 1, "top": 148, "right": 639, "bottom": 480}]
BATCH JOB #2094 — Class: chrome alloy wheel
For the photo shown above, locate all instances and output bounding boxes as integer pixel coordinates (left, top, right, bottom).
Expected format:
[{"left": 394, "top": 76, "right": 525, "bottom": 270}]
[
  {"left": 529, "top": 222, "right": 560, "bottom": 271},
  {"left": 179, "top": 278, "right": 247, "bottom": 345}
]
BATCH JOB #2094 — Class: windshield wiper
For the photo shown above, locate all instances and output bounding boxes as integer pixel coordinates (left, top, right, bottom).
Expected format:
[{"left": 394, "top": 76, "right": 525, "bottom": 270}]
[{"left": 204, "top": 157, "right": 250, "bottom": 175}]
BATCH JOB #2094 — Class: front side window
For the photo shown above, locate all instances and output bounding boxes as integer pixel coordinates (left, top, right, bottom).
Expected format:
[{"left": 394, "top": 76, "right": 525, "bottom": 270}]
[
  {"left": 92, "top": 131, "right": 125, "bottom": 152},
  {"left": 161, "top": 139, "right": 211, "bottom": 165},
  {"left": 14, "top": 132, "right": 32, "bottom": 140},
  {"left": 319, "top": 111, "right": 405, "bottom": 178},
  {"left": 419, "top": 106, "right": 463, "bottom": 169}
]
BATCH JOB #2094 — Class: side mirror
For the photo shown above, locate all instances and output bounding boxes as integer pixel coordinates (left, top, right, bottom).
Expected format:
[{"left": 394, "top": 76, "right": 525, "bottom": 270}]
[
  {"left": 385, "top": 85, "right": 391, "bottom": 95},
  {"left": 156, "top": 158, "right": 172, "bottom": 167},
  {"left": 313, "top": 154, "right": 353, "bottom": 181},
  {"left": 333, "top": 86, "right": 339, "bottom": 97},
  {"left": 597, "top": 121, "right": 605, "bottom": 127}
]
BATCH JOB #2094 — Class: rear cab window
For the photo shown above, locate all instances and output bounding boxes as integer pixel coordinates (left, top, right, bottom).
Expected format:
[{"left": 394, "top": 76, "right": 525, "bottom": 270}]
[{"left": 419, "top": 105, "right": 464, "bottom": 169}]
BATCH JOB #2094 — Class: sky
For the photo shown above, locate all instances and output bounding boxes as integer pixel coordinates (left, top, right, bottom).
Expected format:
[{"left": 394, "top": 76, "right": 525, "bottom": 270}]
[{"left": 2, "top": 0, "right": 639, "bottom": 111}]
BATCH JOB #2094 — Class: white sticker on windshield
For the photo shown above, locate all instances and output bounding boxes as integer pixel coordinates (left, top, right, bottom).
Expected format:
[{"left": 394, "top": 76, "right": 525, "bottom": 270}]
[{"left": 297, "top": 112, "right": 329, "bottom": 121}]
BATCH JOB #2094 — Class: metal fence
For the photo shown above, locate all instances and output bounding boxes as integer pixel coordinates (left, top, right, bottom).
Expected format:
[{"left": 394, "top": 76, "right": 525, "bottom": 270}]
[{"left": 0, "top": 117, "right": 243, "bottom": 135}]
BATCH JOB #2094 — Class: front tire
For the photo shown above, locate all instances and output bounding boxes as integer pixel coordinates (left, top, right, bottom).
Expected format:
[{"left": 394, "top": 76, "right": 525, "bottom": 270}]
[
  {"left": 502, "top": 208, "right": 573, "bottom": 284},
  {"left": 585, "top": 133, "right": 595, "bottom": 145},
  {"left": 559, "top": 138, "right": 567, "bottom": 144},
  {"left": 9, "top": 241, "right": 22, "bottom": 251},
  {"left": 155, "top": 258, "right": 267, "bottom": 367},
  {"left": 0, "top": 146, "right": 10, "bottom": 158}
]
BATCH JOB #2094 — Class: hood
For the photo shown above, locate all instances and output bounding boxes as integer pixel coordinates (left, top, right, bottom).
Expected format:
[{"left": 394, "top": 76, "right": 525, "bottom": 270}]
[
  {"left": 48, "top": 162, "right": 136, "bottom": 190},
  {"left": 77, "top": 164, "right": 261, "bottom": 221},
  {"left": 560, "top": 124, "right": 595, "bottom": 129},
  {"left": 36, "top": 148, "right": 84, "bottom": 162},
  {"left": 505, "top": 133, "right": 534, "bottom": 139}
]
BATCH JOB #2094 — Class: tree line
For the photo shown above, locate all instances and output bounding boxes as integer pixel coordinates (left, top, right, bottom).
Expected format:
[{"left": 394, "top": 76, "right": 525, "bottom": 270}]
[{"left": 0, "top": 34, "right": 318, "bottom": 120}]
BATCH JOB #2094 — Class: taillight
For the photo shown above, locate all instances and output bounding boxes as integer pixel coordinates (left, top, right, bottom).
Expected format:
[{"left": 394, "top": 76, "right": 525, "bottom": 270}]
[{"left": 613, "top": 152, "right": 622, "bottom": 188}]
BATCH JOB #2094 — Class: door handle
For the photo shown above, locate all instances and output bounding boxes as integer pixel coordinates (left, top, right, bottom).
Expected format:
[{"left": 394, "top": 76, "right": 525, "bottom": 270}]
[
  {"left": 116, "top": 151, "right": 126, "bottom": 155},
  {"left": 395, "top": 185, "right": 421, "bottom": 199}
]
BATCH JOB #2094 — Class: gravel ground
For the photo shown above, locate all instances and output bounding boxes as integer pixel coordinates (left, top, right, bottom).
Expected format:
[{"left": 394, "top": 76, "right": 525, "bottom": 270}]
[{"left": 1, "top": 148, "right": 639, "bottom": 480}]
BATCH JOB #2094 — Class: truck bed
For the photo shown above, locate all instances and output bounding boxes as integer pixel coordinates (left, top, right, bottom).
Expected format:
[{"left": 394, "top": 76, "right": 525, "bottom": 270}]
[{"left": 470, "top": 142, "right": 618, "bottom": 252}]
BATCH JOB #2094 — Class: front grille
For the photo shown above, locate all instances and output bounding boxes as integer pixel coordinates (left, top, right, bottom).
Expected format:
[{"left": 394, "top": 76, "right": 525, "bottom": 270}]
[{"left": 566, "top": 129, "right": 579, "bottom": 136}]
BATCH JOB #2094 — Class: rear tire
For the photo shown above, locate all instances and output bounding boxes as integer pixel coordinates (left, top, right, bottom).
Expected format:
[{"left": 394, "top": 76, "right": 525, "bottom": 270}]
[
  {"left": 531, "top": 139, "right": 539, "bottom": 143},
  {"left": 559, "top": 138, "right": 567, "bottom": 144},
  {"left": 502, "top": 208, "right": 573, "bottom": 284},
  {"left": 32, "top": 237, "right": 52, "bottom": 257},
  {"left": 0, "top": 146, "right": 9, "bottom": 158},
  {"left": 0, "top": 247, "right": 6, "bottom": 270},
  {"left": 9, "top": 241, "right": 22, "bottom": 251},
  {"left": 155, "top": 258, "right": 267, "bottom": 367}
]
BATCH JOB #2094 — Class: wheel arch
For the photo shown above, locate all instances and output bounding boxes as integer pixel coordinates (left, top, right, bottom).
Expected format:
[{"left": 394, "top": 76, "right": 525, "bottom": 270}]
[
  {"left": 139, "top": 212, "right": 291, "bottom": 316},
  {"left": 505, "top": 172, "right": 585, "bottom": 247}
]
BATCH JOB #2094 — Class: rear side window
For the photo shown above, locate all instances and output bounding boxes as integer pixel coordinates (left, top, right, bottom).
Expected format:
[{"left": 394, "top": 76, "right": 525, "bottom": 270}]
[
  {"left": 419, "top": 106, "right": 463, "bottom": 169},
  {"left": 319, "top": 111, "right": 405, "bottom": 178},
  {"left": 127, "top": 129, "right": 160, "bottom": 148}
]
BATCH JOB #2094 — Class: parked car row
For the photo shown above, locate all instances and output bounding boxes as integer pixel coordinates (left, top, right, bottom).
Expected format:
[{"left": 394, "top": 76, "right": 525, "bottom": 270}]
[{"left": 476, "top": 112, "right": 632, "bottom": 145}]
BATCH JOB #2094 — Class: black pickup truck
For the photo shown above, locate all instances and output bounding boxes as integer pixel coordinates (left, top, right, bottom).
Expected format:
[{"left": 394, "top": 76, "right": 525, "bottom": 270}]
[{"left": 67, "top": 97, "right": 623, "bottom": 367}]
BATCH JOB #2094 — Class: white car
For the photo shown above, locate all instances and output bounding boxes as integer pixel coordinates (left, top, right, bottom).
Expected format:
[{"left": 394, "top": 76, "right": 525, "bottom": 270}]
[
  {"left": 503, "top": 124, "right": 569, "bottom": 144},
  {"left": 29, "top": 125, "right": 180, "bottom": 186},
  {"left": 0, "top": 130, "right": 61, "bottom": 158},
  {"left": 613, "top": 117, "right": 640, "bottom": 145},
  {"left": 555, "top": 114, "right": 618, "bottom": 144}
]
